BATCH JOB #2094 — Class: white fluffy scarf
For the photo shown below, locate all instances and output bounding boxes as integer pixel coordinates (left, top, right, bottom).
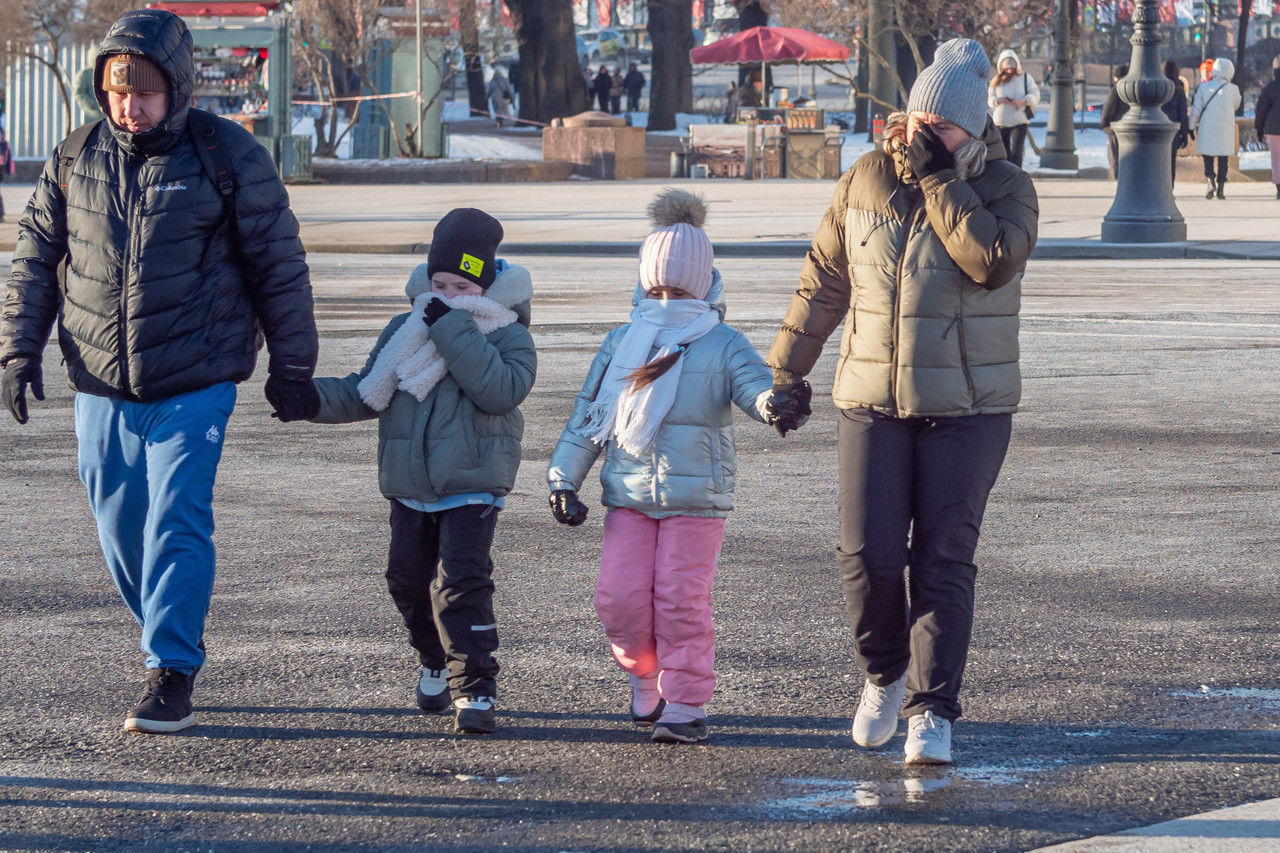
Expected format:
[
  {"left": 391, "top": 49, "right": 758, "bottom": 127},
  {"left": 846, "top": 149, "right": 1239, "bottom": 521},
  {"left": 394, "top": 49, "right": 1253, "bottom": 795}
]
[
  {"left": 357, "top": 292, "right": 518, "bottom": 411},
  {"left": 581, "top": 298, "right": 720, "bottom": 456}
]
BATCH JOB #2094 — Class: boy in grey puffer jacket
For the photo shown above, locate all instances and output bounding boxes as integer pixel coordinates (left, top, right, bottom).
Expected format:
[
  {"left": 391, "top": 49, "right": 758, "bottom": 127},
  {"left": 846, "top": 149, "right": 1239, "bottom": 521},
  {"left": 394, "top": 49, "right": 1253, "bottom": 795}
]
[
  {"left": 547, "top": 189, "right": 785, "bottom": 744},
  {"left": 305, "top": 209, "right": 536, "bottom": 736}
]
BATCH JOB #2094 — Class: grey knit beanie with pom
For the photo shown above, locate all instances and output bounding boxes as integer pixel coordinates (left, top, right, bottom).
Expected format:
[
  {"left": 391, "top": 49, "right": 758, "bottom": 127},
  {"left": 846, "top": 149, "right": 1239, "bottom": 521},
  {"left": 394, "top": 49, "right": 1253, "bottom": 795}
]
[{"left": 906, "top": 38, "right": 992, "bottom": 139}]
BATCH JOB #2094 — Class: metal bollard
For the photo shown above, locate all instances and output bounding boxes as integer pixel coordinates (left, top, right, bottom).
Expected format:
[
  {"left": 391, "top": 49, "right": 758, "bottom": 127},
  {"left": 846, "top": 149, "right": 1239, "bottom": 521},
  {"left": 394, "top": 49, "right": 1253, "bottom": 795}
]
[{"left": 669, "top": 150, "right": 688, "bottom": 178}]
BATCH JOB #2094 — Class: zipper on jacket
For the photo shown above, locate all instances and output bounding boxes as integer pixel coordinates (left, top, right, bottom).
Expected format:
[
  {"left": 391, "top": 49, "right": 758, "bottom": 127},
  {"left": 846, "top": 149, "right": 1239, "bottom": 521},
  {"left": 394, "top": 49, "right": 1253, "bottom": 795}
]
[
  {"left": 860, "top": 184, "right": 900, "bottom": 247},
  {"left": 889, "top": 195, "right": 922, "bottom": 414},
  {"left": 954, "top": 314, "right": 976, "bottom": 400},
  {"left": 119, "top": 160, "right": 142, "bottom": 398}
]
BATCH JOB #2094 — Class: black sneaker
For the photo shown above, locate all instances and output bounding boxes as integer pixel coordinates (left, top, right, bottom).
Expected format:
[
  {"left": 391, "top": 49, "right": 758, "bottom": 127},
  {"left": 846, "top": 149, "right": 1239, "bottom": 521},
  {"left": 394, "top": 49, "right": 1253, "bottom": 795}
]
[
  {"left": 454, "top": 696, "right": 496, "bottom": 735},
  {"left": 123, "top": 668, "right": 196, "bottom": 734},
  {"left": 415, "top": 667, "right": 451, "bottom": 714},
  {"left": 651, "top": 718, "right": 708, "bottom": 744}
]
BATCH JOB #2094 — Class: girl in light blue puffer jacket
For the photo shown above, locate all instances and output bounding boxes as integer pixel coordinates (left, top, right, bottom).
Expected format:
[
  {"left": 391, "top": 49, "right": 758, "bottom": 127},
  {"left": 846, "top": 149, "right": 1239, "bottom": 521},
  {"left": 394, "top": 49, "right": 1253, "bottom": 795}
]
[{"left": 547, "top": 189, "right": 782, "bottom": 744}]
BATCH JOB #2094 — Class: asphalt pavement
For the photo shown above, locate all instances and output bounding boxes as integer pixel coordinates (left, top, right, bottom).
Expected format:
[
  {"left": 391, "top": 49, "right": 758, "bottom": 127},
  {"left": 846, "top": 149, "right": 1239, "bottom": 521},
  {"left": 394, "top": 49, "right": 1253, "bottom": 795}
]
[{"left": 0, "top": 179, "right": 1278, "bottom": 851}]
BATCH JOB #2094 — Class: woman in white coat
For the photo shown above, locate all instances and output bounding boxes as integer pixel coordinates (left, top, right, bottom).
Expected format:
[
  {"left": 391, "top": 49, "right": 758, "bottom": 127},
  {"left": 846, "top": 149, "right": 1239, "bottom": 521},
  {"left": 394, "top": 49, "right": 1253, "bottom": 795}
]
[
  {"left": 1188, "top": 57, "right": 1242, "bottom": 199},
  {"left": 988, "top": 49, "right": 1040, "bottom": 169}
]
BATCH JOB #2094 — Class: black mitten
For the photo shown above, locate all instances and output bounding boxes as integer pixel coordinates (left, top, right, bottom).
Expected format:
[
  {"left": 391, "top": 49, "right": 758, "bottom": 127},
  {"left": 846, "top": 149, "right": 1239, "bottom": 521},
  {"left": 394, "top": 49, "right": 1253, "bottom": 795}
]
[
  {"left": 264, "top": 375, "right": 321, "bottom": 422},
  {"left": 765, "top": 381, "right": 813, "bottom": 437},
  {"left": 423, "top": 299, "right": 453, "bottom": 327},
  {"left": 2, "top": 356, "right": 44, "bottom": 425},
  {"left": 549, "top": 489, "right": 589, "bottom": 526},
  {"left": 905, "top": 124, "right": 955, "bottom": 179}
]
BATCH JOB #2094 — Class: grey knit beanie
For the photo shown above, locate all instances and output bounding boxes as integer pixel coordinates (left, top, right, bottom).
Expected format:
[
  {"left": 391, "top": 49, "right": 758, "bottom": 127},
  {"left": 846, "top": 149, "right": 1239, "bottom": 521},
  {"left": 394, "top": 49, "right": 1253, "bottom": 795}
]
[{"left": 906, "top": 38, "right": 992, "bottom": 139}]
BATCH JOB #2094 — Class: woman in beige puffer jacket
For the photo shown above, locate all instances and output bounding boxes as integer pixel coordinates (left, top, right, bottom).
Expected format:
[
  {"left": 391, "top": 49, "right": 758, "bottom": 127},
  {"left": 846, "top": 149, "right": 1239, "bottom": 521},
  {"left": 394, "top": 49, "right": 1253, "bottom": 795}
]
[{"left": 766, "top": 38, "right": 1038, "bottom": 766}]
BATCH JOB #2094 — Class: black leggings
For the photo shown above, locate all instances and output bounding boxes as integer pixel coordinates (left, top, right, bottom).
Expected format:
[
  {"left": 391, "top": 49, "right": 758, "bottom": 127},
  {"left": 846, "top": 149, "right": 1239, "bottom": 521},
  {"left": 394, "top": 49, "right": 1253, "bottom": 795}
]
[
  {"left": 836, "top": 408, "right": 1012, "bottom": 721},
  {"left": 1202, "top": 155, "right": 1228, "bottom": 182},
  {"left": 998, "top": 124, "right": 1028, "bottom": 169}
]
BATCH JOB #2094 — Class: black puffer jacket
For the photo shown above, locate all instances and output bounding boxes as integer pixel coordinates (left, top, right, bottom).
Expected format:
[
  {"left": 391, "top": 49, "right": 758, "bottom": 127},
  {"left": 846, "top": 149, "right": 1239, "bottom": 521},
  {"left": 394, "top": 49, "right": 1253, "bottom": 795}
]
[
  {"left": 1255, "top": 70, "right": 1280, "bottom": 138},
  {"left": 0, "top": 9, "right": 317, "bottom": 401}
]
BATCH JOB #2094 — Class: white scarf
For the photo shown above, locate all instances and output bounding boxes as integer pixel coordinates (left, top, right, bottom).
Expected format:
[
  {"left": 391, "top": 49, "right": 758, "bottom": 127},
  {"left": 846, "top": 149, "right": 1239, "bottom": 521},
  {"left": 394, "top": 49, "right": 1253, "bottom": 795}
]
[
  {"left": 581, "top": 298, "right": 720, "bottom": 456},
  {"left": 357, "top": 292, "right": 518, "bottom": 412}
]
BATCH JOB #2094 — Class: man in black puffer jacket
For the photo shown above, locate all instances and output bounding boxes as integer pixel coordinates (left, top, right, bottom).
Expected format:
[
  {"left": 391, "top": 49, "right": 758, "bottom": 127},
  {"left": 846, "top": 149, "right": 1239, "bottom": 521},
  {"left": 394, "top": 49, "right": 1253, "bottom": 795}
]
[{"left": 0, "top": 9, "right": 319, "bottom": 734}]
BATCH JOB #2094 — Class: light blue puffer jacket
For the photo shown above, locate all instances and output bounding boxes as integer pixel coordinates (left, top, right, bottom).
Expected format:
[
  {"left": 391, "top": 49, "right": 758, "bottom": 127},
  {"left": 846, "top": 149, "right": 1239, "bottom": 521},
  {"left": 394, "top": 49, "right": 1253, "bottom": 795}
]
[{"left": 547, "top": 271, "right": 773, "bottom": 519}]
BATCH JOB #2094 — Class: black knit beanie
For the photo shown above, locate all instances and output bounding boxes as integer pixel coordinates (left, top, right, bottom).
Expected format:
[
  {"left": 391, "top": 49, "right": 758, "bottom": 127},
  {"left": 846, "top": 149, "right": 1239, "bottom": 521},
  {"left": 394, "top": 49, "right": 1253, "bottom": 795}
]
[{"left": 426, "top": 208, "right": 504, "bottom": 290}]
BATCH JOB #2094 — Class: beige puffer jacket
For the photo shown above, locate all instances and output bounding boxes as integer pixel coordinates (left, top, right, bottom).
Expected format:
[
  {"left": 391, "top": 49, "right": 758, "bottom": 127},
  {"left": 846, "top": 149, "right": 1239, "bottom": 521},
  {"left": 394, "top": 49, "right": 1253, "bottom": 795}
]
[{"left": 768, "top": 124, "right": 1038, "bottom": 418}]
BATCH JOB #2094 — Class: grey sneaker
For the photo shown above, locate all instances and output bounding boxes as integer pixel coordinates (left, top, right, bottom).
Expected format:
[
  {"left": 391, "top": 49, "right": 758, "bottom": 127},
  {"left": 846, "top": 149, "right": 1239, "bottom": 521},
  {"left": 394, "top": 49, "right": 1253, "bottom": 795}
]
[
  {"left": 123, "top": 668, "right": 196, "bottom": 734},
  {"left": 851, "top": 675, "right": 906, "bottom": 747},
  {"left": 651, "top": 718, "right": 708, "bottom": 744},
  {"left": 904, "top": 711, "right": 952, "bottom": 765},
  {"left": 415, "top": 667, "right": 450, "bottom": 713},
  {"left": 454, "top": 696, "right": 496, "bottom": 735}
]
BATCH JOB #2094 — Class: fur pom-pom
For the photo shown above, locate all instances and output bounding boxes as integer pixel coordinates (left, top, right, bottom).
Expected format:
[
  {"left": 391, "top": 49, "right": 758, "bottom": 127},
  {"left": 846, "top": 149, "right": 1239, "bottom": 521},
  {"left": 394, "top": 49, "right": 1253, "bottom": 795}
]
[{"left": 647, "top": 188, "right": 707, "bottom": 229}]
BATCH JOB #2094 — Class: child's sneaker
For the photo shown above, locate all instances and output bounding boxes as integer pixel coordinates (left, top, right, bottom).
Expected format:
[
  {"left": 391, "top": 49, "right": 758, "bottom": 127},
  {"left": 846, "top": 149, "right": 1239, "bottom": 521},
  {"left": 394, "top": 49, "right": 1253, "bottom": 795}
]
[
  {"left": 454, "top": 696, "right": 496, "bottom": 735},
  {"left": 628, "top": 673, "right": 665, "bottom": 727},
  {"left": 415, "top": 667, "right": 450, "bottom": 713},
  {"left": 651, "top": 718, "right": 708, "bottom": 743},
  {"left": 904, "top": 711, "right": 952, "bottom": 765},
  {"left": 852, "top": 674, "right": 906, "bottom": 747}
]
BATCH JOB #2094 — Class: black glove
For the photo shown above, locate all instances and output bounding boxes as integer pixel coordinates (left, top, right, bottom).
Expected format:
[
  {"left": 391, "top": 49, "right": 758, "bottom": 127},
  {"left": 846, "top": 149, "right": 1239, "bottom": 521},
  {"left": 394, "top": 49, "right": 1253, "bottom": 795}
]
[
  {"left": 264, "top": 375, "right": 321, "bottom": 422},
  {"left": 764, "top": 381, "right": 812, "bottom": 437},
  {"left": 905, "top": 124, "right": 955, "bottom": 179},
  {"left": 423, "top": 298, "right": 453, "bottom": 327},
  {"left": 549, "top": 489, "right": 589, "bottom": 526},
  {"left": 2, "top": 357, "right": 44, "bottom": 425}
]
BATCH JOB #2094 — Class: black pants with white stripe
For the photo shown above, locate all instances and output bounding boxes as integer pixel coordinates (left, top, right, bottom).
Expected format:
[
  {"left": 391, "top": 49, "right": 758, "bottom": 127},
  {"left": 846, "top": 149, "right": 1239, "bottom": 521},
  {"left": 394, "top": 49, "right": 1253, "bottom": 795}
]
[
  {"left": 836, "top": 407, "right": 1012, "bottom": 722},
  {"left": 387, "top": 500, "right": 501, "bottom": 699}
]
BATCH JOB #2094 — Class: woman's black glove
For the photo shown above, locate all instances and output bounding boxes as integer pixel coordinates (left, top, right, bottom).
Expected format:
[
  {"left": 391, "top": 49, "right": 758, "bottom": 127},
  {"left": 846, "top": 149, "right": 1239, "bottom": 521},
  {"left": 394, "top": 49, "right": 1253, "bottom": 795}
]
[
  {"left": 905, "top": 124, "right": 955, "bottom": 179},
  {"left": 264, "top": 375, "right": 321, "bottom": 422},
  {"left": 549, "top": 489, "right": 589, "bottom": 526},
  {"left": 424, "top": 299, "right": 453, "bottom": 327},
  {"left": 2, "top": 356, "right": 44, "bottom": 424},
  {"left": 764, "top": 381, "right": 812, "bottom": 437}
]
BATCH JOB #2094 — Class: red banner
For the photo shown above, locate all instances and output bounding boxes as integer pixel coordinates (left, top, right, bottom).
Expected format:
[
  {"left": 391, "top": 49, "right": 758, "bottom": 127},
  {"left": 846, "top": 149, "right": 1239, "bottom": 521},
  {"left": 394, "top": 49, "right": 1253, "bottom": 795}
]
[
  {"left": 1159, "top": 0, "right": 1177, "bottom": 22},
  {"left": 597, "top": 0, "right": 609, "bottom": 26}
]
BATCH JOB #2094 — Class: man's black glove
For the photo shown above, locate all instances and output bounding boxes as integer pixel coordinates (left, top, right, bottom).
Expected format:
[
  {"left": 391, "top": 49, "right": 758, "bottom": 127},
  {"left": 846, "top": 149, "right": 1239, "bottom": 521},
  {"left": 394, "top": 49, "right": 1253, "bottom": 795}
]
[
  {"left": 264, "top": 375, "right": 321, "bottom": 422},
  {"left": 2, "top": 357, "right": 44, "bottom": 425},
  {"left": 763, "top": 380, "right": 812, "bottom": 437},
  {"left": 905, "top": 124, "right": 955, "bottom": 179},
  {"left": 549, "top": 489, "right": 589, "bottom": 526},
  {"left": 423, "top": 298, "right": 453, "bottom": 327}
]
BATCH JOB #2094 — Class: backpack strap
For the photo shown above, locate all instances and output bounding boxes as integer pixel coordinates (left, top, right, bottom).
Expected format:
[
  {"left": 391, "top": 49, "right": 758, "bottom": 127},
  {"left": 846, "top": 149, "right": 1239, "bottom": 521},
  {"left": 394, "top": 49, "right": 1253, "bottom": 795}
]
[
  {"left": 57, "top": 120, "right": 103, "bottom": 191},
  {"left": 186, "top": 109, "right": 239, "bottom": 254}
]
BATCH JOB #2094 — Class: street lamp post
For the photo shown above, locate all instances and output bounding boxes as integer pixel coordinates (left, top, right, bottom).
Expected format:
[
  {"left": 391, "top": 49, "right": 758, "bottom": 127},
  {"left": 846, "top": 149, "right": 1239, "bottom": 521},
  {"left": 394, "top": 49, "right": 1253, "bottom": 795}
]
[
  {"left": 1040, "top": 0, "right": 1078, "bottom": 170},
  {"left": 1100, "top": 0, "right": 1186, "bottom": 243}
]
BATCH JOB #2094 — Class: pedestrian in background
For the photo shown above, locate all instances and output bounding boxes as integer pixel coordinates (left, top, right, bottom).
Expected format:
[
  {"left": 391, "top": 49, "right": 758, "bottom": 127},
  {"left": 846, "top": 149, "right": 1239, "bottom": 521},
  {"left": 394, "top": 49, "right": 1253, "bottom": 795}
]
[
  {"left": 988, "top": 49, "right": 1039, "bottom": 169},
  {"left": 1, "top": 9, "right": 319, "bottom": 733},
  {"left": 1162, "top": 60, "right": 1190, "bottom": 187},
  {"left": 610, "top": 67, "right": 625, "bottom": 114},
  {"left": 766, "top": 38, "right": 1038, "bottom": 766},
  {"left": 304, "top": 210, "right": 536, "bottom": 737},
  {"left": 624, "top": 62, "right": 646, "bottom": 113},
  {"left": 1252, "top": 54, "right": 1280, "bottom": 199},
  {"left": 547, "top": 189, "right": 785, "bottom": 745},
  {"left": 1099, "top": 63, "right": 1130, "bottom": 180},
  {"left": 486, "top": 64, "right": 514, "bottom": 128},
  {"left": 593, "top": 65, "right": 612, "bottom": 113},
  {"left": 0, "top": 123, "right": 11, "bottom": 222},
  {"left": 1189, "top": 57, "right": 1242, "bottom": 199}
]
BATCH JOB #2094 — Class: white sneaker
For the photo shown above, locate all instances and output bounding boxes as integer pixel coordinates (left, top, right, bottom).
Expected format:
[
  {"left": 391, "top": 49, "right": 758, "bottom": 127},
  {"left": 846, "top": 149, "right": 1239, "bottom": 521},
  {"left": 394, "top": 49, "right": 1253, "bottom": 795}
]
[
  {"left": 851, "top": 675, "right": 906, "bottom": 747},
  {"left": 904, "top": 711, "right": 952, "bottom": 765}
]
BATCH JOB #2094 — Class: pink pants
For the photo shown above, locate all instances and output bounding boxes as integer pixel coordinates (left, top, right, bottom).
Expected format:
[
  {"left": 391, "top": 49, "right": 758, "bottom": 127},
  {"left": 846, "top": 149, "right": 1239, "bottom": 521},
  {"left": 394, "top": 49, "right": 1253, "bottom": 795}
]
[{"left": 595, "top": 508, "right": 726, "bottom": 707}]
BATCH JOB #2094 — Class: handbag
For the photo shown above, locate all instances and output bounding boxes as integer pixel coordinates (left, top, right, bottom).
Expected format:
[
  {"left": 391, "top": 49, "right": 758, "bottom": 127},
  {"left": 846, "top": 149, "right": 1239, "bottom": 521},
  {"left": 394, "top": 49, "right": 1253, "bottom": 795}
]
[{"left": 1022, "top": 74, "right": 1035, "bottom": 120}]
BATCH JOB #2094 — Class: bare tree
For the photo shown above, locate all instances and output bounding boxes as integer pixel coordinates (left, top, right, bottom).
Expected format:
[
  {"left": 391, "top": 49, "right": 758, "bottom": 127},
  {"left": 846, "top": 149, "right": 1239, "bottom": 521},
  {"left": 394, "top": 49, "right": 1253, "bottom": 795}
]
[
  {"left": 506, "top": 0, "right": 590, "bottom": 123},
  {"left": 648, "top": 0, "right": 695, "bottom": 130},
  {"left": 458, "top": 0, "right": 488, "bottom": 115},
  {"left": 1, "top": 0, "right": 135, "bottom": 136}
]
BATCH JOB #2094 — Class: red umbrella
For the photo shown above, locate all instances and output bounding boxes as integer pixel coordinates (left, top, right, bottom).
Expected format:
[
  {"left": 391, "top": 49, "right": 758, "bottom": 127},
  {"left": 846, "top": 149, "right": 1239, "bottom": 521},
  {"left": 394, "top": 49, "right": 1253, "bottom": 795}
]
[{"left": 690, "top": 26, "right": 850, "bottom": 65}]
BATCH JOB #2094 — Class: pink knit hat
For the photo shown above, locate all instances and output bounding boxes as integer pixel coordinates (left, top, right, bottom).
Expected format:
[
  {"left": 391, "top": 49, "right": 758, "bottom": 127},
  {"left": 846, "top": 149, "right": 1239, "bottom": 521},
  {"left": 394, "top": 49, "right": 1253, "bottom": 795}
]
[{"left": 638, "top": 189, "right": 714, "bottom": 299}]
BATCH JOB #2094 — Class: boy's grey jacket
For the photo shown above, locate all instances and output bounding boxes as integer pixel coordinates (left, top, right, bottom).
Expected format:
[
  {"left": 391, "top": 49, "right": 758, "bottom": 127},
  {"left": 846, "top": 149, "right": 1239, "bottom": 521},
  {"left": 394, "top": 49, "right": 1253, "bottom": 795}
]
[
  {"left": 547, "top": 272, "right": 772, "bottom": 519},
  {"left": 311, "top": 265, "right": 536, "bottom": 502},
  {"left": 0, "top": 10, "right": 318, "bottom": 399},
  {"left": 768, "top": 123, "right": 1038, "bottom": 417}
]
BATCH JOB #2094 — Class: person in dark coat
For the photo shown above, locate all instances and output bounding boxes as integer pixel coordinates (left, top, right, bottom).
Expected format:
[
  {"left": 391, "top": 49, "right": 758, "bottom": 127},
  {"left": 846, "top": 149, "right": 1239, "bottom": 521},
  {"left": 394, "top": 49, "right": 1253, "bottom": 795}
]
[
  {"left": 1099, "top": 63, "right": 1129, "bottom": 180},
  {"left": 1254, "top": 55, "right": 1280, "bottom": 199},
  {"left": 0, "top": 9, "right": 319, "bottom": 735},
  {"left": 624, "top": 62, "right": 646, "bottom": 112},
  {"left": 1161, "top": 60, "right": 1189, "bottom": 187},
  {"left": 594, "top": 66, "right": 612, "bottom": 112}
]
